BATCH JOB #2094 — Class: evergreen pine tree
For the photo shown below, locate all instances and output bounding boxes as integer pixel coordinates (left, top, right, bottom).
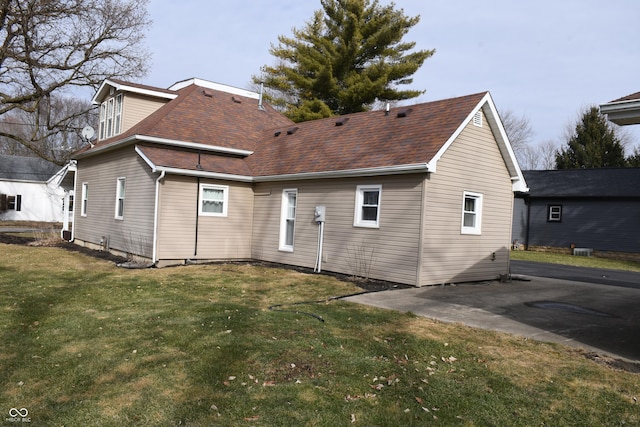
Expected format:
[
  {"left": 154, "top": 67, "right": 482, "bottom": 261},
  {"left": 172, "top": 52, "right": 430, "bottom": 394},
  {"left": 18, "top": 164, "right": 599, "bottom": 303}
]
[
  {"left": 254, "top": 0, "right": 434, "bottom": 121},
  {"left": 555, "top": 106, "right": 627, "bottom": 169}
]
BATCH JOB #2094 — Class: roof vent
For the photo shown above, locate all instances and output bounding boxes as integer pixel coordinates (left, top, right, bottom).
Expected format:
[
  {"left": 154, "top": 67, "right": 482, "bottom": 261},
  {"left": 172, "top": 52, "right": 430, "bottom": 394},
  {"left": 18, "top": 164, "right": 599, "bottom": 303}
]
[
  {"left": 202, "top": 89, "right": 214, "bottom": 97},
  {"left": 473, "top": 110, "right": 483, "bottom": 127},
  {"left": 335, "top": 117, "right": 349, "bottom": 126},
  {"left": 397, "top": 108, "right": 412, "bottom": 118},
  {"left": 286, "top": 127, "right": 299, "bottom": 135},
  {"left": 232, "top": 96, "right": 242, "bottom": 103},
  {"left": 274, "top": 131, "right": 282, "bottom": 137}
]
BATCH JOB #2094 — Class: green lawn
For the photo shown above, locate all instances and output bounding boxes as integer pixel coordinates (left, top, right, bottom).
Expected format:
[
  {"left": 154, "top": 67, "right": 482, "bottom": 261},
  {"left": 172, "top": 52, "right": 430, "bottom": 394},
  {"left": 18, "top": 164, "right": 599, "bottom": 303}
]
[
  {"left": 511, "top": 250, "right": 640, "bottom": 272},
  {"left": 1, "top": 243, "right": 638, "bottom": 426}
]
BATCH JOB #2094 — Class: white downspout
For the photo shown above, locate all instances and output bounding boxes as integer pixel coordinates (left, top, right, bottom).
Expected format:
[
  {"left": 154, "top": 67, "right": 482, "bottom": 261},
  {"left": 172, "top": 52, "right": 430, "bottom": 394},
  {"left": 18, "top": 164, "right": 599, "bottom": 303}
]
[{"left": 152, "top": 170, "right": 166, "bottom": 264}]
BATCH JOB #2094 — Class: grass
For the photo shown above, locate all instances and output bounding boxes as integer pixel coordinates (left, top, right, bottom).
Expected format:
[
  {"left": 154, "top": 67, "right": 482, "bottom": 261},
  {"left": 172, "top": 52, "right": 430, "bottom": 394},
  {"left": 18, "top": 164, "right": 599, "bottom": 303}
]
[
  {"left": 0, "top": 243, "right": 639, "bottom": 426},
  {"left": 511, "top": 250, "right": 640, "bottom": 272}
]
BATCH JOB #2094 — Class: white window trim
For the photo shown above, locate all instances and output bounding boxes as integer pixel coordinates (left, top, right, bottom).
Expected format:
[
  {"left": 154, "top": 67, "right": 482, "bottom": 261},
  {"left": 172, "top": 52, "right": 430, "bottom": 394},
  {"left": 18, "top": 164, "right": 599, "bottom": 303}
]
[
  {"left": 354, "top": 184, "right": 382, "bottom": 228},
  {"left": 114, "top": 93, "right": 123, "bottom": 135},
  {"left": 548, "top": 205, "right": 562, "bottom": 222},
  {"left": 106, "top": 97, "right": 114, "bottom": 138},
  {"left": 279, "top": 188, "right": 297, "bottom": 252},
  {"left": 81, "top": 182, "right": 88, "bottom": 217},
  {"left": 99, "top": 104, "right": 106, "bottom": 140},
  {"left": 115, "top": 177, "right": 125, "bottom": 220},
  {"left": 199, "top": 183, "right": 229, "bottom": 217},
  {"left": 461, "top": 191, "right": 483, "bottom": 235},
  {"left": 99, "top": 93, "right": 123, "bottom": 140}
]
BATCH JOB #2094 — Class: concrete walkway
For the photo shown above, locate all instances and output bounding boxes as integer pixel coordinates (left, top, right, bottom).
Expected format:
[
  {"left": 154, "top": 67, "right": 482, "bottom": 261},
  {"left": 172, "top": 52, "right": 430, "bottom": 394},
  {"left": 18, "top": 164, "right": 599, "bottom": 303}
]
[{"left": 345, "top": 275, "right": 640, "bottom": 362}]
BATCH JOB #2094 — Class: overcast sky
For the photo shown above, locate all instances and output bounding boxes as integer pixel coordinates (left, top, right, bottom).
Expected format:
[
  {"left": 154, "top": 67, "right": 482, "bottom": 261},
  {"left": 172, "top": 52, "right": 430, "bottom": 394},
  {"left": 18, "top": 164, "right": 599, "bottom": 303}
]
[{"left": 146, "top": 0, "right": 640, "bottom": 150}]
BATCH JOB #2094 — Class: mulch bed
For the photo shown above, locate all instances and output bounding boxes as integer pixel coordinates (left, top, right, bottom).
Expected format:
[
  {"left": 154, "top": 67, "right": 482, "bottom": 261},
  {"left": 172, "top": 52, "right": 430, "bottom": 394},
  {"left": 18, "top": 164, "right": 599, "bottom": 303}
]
[{"left": 0, "top": 233, "right": 128, "bottom": 263}]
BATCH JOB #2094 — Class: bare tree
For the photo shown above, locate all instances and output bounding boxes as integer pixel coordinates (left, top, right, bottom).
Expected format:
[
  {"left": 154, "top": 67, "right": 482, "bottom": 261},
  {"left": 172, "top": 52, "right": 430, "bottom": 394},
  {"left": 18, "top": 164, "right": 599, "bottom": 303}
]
[
  {"left": 537, "top": 139, "right": 561, "bottom": 170},
  {"left": 516, "top": 139, "right": 561, "bottom": 170},
  {"left": 501, "top": 110, "right": 534, "bottom": 168},
  {"left": 0, "top": 0, "right": 151, "bottom": 164}
]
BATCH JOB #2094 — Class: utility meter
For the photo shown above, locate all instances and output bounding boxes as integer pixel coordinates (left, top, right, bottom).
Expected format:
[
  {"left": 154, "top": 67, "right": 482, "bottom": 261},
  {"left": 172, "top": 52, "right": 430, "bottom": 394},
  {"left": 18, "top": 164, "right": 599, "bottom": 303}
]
[{"left": 314, "top": 205, "right": 326, "bottom": 223}]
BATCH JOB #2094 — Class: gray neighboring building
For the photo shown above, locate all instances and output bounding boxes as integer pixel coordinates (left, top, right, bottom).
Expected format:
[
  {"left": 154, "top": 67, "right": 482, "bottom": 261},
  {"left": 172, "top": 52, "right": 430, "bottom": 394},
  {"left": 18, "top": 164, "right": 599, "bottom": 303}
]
[{"left": 513, "top": 168, "right": 640, "bottom": 254}]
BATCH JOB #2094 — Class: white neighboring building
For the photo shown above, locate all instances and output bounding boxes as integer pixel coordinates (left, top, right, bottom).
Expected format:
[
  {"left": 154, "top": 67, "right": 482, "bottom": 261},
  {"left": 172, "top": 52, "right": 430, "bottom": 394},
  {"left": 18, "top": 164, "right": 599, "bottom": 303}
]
[{"left": 0, "top": 155, "right": 66, "bottom": 222}]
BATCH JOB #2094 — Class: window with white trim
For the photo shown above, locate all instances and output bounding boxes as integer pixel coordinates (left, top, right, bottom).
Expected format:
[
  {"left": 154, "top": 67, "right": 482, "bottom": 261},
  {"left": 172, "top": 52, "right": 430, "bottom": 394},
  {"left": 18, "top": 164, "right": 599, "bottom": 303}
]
[
  {"left": 199, "top": 184, "right": 228, "bottom": 216},
  {"left": 279, "top": 189, "right": 297, "bottom": 251},
  {"left": 81, "top": 182, "right": 88, "bottom": 217},
  {"left": 115, "top": 177, "right": 125, "bottom": 220},
  {"left": 114, "top": 94, "right": 122, "bottom": 135},
  {"left": 99, "top": 103, "right": 106, "bottom": 139},
  {"left": 106, "top": 98, "right": 114, "bottom": 138},
  {"left": 354, "top": 185, "right": 382, "bottom": 228},
  {"left": 461, "top": 191, "right": 483, "bottom": 235},
  {"left": 99, "top": 93, "right": 123, "bottom": 140},
  {"left": 548, "top": 205, "right": 562, "bottom": 222}
]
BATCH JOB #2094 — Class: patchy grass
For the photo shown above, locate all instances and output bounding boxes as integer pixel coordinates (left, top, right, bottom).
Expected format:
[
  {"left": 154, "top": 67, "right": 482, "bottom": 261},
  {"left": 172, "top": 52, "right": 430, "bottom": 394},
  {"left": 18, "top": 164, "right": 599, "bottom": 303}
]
[
  {"left": 1, "top": 243, "right": 639, "bottom": 426},
  {"left": 511, "top": 250, "right": 640, "bottom": 272}
]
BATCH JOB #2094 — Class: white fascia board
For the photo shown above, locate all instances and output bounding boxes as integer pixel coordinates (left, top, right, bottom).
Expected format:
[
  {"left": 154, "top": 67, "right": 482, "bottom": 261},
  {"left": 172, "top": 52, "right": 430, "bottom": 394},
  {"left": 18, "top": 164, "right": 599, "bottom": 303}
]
[
  {"left": 135, "top": 145, "right": 427, "bottom": 183},
  {"left": 75, "top": 135, "right": 253, "bottom": 159},
  {"left": 135, "top": 135, "right": 253, "bottom": 156},
  {"left": 135, "top": 144, "right": 253, "bottom": 182},
  {"left": 92, "top": 79, "right": 177, "bottom": 105},
  {"left": 481, "top": 94, "right": 528, "bottom": 192},
  {"left": 423, "top": 94, "right": 494, "bottom": 173},
  {"left": 600, "top": 99, "right": 640, "bottom": 114},
  {"left": 253, "top": 163, "right": 430, "bottom": 182},
  {"left": 154, "top": 166, "right": 254, "bottom": 183},
  {"left": 169, "top": 78, "right": 260, "bottom": 99},
  {"left": 135, "top": 145, "right": 157, "bottom": 171},
  {"left": 425, "top": 92, "right": 528, "bottom": 193}
]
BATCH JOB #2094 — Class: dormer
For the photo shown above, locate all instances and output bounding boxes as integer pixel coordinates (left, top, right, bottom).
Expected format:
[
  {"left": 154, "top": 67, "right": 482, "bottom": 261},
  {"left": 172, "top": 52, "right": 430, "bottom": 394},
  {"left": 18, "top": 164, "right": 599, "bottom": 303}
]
[{"left": 92, "top": 79, "right": 178, "bottom": 141}]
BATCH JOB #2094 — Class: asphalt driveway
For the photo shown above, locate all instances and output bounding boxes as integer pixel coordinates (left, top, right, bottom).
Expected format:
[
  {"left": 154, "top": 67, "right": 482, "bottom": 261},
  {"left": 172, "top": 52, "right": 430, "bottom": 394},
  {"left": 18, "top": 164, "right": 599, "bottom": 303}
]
[{"left": 345, "top": 266, "right": 640, "bottom": 362}]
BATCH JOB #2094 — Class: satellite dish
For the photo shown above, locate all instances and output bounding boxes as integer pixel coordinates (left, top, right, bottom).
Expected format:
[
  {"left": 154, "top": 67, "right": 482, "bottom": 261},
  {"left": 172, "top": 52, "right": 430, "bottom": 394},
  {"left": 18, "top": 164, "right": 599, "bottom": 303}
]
[{"left": 81, "top": 126, "right": 95, "bottom": 140}]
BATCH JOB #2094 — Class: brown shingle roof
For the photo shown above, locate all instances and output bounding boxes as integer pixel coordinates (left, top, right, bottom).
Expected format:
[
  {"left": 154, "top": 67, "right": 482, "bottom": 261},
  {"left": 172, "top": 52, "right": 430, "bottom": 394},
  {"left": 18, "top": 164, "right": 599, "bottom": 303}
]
[
  {"left": 612, "top": 92, "right": 640, "bottom": 102},
  {"left": 86, "top": 82, "right": 293, "bottom": 153},
  {"left": 247, "top": 92, "right": 487, "bottom": 176},
  {"left": 138, "top": 145, "right": 253, "bottom": 177},
  {"left": 80, "top": 80, "right": 491, "bottom": 180}
]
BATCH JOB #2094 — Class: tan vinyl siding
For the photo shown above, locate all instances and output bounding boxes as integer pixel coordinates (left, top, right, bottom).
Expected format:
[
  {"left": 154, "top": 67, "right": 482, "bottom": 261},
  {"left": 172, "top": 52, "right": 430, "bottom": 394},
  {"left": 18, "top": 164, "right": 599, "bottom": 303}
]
[
  {"left": 252, "top": 175, "right": 424, "bottom": 286},
  {"left": 421, "top": 111, "right": 513, "bottom": 285},
  {"left": 74, "top": 146, "right": 156, "bottom": 258},
  {"left": 156, "top": 176, "right": 253, "bottom": 261},
  {"left": 122, "top": 93, "right": 170, "bottom": 133}
]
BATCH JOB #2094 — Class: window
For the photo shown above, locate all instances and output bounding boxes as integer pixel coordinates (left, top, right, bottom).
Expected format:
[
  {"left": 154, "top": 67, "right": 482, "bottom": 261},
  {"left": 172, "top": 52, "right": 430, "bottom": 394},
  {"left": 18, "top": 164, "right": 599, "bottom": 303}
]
[
  {"left": 115, "top": 178, "right": 125, "bottom": 219},
  {"left": 354, "top": 185, "right": 381, "bottom": 228},
  {"left": 114, "top": 94, "right": 122, "bottom": 135},
  {"left": 279, "top": 189, "right": 297, "bottom": 251},
  {"left": 461, "top": 191, "right": 483, "bottom": 235},
  {"left": 81, "top": 182, "right": 88, "bottom": 216},
  {"left": 106, "top": 98, "right": 114, "bottom": 138},
  {"left": 548, "top": 205, "right": 562, "bottom": 222},
  {"left": 99, "top": 93, "right": 123, "bottom": 140},
  {"left": 99, "top": 103, "right": 106, "bottom": 140},
  {"left": 199, "top": 184, "right": 228, "bottom": 216},
  {"left": 7, "top": 195, "right": 22, "bottom": 211}
]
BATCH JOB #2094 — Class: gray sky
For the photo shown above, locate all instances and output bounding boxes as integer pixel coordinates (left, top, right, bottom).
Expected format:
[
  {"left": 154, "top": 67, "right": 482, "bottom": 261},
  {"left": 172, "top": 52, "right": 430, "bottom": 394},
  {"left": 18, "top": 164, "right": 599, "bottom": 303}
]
[{"left": 146, "top": 0, "right": 640, "bottom": 150}]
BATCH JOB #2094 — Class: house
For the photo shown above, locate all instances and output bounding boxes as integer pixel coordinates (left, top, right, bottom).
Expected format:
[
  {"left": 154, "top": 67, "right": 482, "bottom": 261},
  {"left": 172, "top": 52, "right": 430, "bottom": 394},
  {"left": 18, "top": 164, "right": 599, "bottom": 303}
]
[
  {"left": 512, "top": 168, "right": 640, "bottom": 257},
  {"left": 61, "top": 77, "right": 526, "bottom": 287},
  {"left": 0, "top": 154, "right": 65, "bottom": 222},
  {"left": 600, "top": 92, "right": 640, "bottom": 126}
]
